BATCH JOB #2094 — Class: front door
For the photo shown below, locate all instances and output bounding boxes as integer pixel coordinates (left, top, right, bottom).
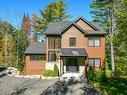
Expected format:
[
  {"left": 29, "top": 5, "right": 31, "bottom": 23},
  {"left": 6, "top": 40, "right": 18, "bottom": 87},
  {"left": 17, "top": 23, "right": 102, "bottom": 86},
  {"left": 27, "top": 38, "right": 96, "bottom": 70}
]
[{"left": 67, "top": 58, "right": 79, "bottom": 73}]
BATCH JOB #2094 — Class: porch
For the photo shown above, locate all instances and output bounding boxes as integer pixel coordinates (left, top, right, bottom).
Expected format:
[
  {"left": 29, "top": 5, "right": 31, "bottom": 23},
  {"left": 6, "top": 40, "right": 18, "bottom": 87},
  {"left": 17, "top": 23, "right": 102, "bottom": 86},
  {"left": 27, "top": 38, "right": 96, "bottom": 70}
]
[{"left": 60, "top": 48, "right": 88, "bottom": 76}]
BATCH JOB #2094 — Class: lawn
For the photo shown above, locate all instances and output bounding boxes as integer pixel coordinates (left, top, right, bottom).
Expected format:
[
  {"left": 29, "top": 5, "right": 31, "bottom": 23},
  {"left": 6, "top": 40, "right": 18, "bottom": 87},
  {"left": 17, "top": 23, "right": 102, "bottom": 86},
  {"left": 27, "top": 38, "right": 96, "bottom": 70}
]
[{"left": 94, "top": 77, "right": 127, "bottom": 95}]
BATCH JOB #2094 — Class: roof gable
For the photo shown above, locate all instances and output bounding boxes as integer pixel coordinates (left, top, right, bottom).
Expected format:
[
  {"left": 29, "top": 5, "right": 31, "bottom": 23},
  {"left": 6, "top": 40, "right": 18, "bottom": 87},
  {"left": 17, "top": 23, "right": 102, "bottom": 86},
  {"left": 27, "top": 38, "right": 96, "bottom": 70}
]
[
  {"left": 60, "top": 22, "right": 87, "bottom": 35},
  {"left": 74, "top": 16, "right": 99, "bottom": 31}
]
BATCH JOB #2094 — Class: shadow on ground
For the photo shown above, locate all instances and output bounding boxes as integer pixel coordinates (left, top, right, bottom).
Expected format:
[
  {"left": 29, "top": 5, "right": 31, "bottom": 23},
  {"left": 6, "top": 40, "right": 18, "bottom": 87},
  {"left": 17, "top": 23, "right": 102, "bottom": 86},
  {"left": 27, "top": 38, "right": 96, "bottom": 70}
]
[{"left": 40, "top": 77, "right": 103, "bottom": 95}]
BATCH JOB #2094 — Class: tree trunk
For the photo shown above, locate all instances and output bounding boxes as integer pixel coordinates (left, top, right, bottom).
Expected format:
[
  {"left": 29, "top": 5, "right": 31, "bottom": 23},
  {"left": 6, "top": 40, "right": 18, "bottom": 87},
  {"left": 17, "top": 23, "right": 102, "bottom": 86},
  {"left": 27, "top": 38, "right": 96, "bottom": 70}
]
[{"left": 110, "top": 37, "right": 115, "bottom": 72}]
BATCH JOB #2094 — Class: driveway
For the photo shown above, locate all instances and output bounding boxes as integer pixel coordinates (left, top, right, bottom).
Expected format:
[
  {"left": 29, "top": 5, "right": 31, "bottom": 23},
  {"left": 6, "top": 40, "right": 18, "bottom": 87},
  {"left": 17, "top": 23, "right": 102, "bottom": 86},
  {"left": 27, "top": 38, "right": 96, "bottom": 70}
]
[
  {"left": 41, "top": 78, "right": 103, "bottom": 95},
  {"left": 0, "top": 75, "right": 103, "bottom": 95},
  {"left": 0, "top": 75, "right": 58, "bottom": 95}
]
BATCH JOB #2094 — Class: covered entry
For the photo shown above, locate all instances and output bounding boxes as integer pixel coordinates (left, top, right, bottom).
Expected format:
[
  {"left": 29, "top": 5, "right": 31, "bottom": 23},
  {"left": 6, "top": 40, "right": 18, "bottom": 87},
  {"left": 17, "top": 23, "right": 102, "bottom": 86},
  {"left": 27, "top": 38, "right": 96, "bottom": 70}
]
[
  {"left": 66, "top": 58, "right": 79, "bottom": 73},
  {"left": 60, "top": 48, "right": 88, "bottom": 74}
]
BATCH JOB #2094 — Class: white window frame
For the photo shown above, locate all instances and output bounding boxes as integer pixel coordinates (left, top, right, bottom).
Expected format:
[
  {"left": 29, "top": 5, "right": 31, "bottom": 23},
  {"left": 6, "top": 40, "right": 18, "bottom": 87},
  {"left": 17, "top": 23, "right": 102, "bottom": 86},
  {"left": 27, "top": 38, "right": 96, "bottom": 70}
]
[
  {"left": 88, "top": 37, "right": 100, "bottom": 47},
  {"left": 88, "top": 58, "right": 101, "bottom": 67}
]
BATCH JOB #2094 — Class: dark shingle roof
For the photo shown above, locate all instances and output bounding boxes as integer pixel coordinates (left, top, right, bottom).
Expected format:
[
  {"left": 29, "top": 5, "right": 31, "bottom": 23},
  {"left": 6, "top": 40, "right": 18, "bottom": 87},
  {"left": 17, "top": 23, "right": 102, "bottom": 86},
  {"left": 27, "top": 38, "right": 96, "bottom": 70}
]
[
  {"left": 45, "top": 21, "right": 71, "bottom": 35},
  {"left": 25, "top": 42, "right": 46, "bottom": 54},
  {"left": 85, "top": 30, "right": 107, "bottom": 35},
  {"left": 45, "top": 17, "right": 107, "bottom": 35},
  {"left": 60, "top": 48, "right": 88, "bottom": 57}
]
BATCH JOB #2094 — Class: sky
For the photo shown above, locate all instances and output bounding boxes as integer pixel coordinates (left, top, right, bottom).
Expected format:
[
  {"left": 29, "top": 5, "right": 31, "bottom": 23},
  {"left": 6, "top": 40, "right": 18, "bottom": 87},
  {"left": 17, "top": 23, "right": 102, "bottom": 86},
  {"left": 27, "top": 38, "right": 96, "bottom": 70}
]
[{"left": 0, "top": 0, "right": 93, "bottom": 27}]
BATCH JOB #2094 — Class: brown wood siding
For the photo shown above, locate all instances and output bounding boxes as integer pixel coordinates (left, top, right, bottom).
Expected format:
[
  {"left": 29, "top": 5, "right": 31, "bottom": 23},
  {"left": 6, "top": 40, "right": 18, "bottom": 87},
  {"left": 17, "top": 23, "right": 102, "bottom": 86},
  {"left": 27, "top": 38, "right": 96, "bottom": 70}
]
[
  {"left": 25, "top": 55, "right": 45, "bottom": 75},
  {"left": 61, "top": 24, "right": 105, "bottom": 68},
  {"left": 76, "top": 19, "right": 94, "bottom": 30}
]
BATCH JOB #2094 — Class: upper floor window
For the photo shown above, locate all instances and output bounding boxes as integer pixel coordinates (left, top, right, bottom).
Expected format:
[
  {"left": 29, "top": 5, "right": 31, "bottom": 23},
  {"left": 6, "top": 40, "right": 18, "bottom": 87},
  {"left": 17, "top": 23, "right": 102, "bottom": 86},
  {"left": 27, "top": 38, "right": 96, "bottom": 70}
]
[
  {"left": 88, "top": 37, "right": 100, "bottom": 47},
  {"left": 69, "top": 38, "right": 76, "bottom": 47},
  {"left": 88, "top": 58, "right": 101, "bottom": 67},
  {"left": 48, "top": 37, "right": 60, "bottom": 49}
]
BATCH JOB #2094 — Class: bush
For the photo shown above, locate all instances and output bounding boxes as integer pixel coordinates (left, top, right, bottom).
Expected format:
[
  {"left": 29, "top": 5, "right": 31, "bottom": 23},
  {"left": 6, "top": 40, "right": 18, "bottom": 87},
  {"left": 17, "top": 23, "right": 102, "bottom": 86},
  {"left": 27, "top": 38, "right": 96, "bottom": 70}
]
[
  {"left": 43, "top": 64, "right": 59, "bottom": 77},
  {"left": 96, "top": 70, "right": 107, "bottom": 83},
  {"left": 87, "top": 66, "right": 96, "bottom": 81},
  {"left": 44, "top": 70, "right": 53, "bottom": 77},
  {"left": 106, "top": 70, "right": 112, "bottom": 78},
  {"left": 53, "top": 64, "right": 59, "bottom": 77},
  {"left": 87, "top": 66, "right": 108, "bottom": 83}
]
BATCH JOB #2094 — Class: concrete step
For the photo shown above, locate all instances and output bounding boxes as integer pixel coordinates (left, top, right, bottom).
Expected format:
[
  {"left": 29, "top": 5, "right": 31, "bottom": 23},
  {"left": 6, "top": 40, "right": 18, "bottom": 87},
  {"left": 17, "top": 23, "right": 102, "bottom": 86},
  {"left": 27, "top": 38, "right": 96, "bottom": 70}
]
[{"left": 60, "top": 73, "right": 86, "bottom": 82}]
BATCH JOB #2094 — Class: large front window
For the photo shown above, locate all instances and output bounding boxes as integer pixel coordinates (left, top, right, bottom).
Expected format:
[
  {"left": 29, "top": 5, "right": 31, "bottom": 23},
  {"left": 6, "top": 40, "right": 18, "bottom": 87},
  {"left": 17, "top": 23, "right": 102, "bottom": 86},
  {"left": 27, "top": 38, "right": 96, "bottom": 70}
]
[
  {"left": 69, "top": 38, "right": 76, "bottom": 47},
  {"left": 48, "top": 37, "right": 60, "bottom": 49},
  {"left": 88, "top": 37, "right": 100, "bottom": 47}
]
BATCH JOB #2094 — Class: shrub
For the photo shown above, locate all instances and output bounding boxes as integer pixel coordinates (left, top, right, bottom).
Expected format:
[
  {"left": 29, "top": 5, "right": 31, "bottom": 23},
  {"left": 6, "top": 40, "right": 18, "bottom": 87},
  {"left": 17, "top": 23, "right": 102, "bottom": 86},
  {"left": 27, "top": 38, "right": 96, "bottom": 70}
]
[
  {"left": 106, "top": 70, "right": 112, "bottom": 78},
  {"left": 87, "top": 66, "right": 96, "bottom": 81},
  {"left": 53, "top": 64, "right": 59, "bottom": 77},
  {"left": 44, "top": 70, "right": 53, "bottom": 77},
  {"left": 96, "top": 70, "right": 107, "bottom": 83}
]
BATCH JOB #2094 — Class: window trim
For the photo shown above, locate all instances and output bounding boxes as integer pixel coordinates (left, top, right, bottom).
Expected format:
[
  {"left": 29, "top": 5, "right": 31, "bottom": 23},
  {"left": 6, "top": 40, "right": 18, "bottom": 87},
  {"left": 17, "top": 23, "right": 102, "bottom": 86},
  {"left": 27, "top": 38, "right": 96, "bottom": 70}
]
[
  {"left": 88, "top": 58, "right": 101, "bottom": 67},
  {"left": 69, "top": 37, "right": 76, "bottom": 47},
  {"left": 88, "top": 37, "right": 101, "bottom": 47}
]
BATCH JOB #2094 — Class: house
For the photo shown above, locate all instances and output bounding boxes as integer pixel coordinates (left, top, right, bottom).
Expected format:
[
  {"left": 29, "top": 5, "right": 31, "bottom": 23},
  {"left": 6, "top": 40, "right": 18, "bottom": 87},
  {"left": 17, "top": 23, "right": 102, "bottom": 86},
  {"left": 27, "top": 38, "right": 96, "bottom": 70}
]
[{"left": 24, "top": 16, "right": 107, "bottom": 75}]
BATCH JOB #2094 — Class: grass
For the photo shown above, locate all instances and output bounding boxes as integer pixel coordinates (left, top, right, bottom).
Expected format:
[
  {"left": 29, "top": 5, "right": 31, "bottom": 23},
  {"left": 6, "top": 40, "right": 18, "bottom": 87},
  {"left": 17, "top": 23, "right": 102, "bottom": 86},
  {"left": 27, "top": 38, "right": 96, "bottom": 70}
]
[{"left": 94, "top": 77, "right": 127, "bottom": 95}]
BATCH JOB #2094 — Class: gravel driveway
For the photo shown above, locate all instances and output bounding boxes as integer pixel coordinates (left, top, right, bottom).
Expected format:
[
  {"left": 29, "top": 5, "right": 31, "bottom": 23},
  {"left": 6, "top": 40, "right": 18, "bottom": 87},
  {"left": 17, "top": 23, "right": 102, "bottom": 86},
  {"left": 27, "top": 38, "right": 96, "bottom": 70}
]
[{"left": 0, "top": 75, "right": 58, "bottom": 95}]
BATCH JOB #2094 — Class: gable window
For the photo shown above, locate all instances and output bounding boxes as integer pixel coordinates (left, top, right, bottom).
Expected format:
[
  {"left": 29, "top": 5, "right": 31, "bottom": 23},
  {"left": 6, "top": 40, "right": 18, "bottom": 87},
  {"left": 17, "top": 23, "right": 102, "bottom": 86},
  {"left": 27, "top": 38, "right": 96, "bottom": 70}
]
[
  {"left": 69, "top": 38, "right": 76, "bottom": 47},
  {"left": 88, "top": 37, "right": 100, "bottom": 47},
  {"left": 88, "top": 58, "right": 101, "bottom": 67},
  {"left": 30, "top": 55, "right": 45, "bottom": 61}
]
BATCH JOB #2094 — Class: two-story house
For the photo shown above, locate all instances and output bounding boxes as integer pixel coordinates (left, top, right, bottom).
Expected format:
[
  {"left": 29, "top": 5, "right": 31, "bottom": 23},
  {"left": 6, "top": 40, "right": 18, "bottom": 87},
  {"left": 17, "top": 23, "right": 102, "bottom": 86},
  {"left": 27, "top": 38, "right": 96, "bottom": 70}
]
[{"left": 24, "top": 16, "right": 107, "bottom": 76}]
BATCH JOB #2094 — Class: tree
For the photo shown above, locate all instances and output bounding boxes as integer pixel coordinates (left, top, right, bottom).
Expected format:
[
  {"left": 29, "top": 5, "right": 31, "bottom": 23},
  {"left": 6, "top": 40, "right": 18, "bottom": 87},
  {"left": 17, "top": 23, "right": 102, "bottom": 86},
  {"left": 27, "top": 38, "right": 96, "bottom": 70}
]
[
  {"left": 1, "top": 34, "right": 16, "bottom": 67},
  {"left": 12, "top": 29, "right": 28, "bottom": 73},
  {"left": 90, "top": 0, "right": 115, "bottom": 73},
  {"left": 21, "top": 13, "right": 31, "bottom": 33},
  {"left": 0, "top": 20, "right": 16, "bottom": 67},
  {"left": 113, "top": 0, "right": 127, "bottom": 76},
  {"left": 32, "top": 0, "right": 71, "bottom": 32}
]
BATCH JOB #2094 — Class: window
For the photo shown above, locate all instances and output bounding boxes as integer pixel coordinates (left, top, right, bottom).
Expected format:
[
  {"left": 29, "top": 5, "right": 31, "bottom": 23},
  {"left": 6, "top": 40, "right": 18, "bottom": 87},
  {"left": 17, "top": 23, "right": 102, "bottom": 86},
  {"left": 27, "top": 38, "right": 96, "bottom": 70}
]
[
  {"left": 48, "top": 37, "right": 60, "bottom": 49},
  {"left": 70, "top": 38, "right": 76, "bottom": 47},
  {"left": 88, "top": 59, "right": 94, "bottom": 66},
  {"left": 88, "top": 38, "right": 94, "bottom": 47},
  {"left": 88, "top": 58, "right": 101, "bottom": 67},
  {"left": 49, "top": 37, "right": 54, "bottom": 49},
  {"left": 95, "top": 38, "right": 100, "bottom": 46},
  {"left": 48, "top": 51, "right": 59, "bottom": 62},
  {"left": 55, "top": 37, "right": 60, "bottom": 49},
  {"left": 88, "top": 37, "right": 100, "bottom": 47},
  {"left": 30, "top": 55, "right": 45, "bottom": 61}
]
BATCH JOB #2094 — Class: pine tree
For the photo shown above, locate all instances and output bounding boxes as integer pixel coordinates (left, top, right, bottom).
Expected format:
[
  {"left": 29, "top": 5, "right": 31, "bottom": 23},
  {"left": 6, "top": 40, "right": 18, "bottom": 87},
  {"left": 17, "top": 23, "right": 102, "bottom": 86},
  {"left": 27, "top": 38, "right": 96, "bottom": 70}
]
[
  {"left": 90, "top": 0, "right": 115, "bottom": 72},
  {"left": 113, "top": 0, "right": 127, "bottom": 75},
  {"left": 32, "top": 0, "right": 71, "bottom": 32},
  {"left": 21, "top": 13, "right": 31, "bottom": 33}
]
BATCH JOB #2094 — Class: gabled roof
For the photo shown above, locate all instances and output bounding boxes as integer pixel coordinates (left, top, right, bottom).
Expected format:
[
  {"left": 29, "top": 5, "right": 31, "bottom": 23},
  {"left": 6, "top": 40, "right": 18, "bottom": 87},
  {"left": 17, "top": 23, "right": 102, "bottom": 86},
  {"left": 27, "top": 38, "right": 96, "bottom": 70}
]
[
  {"left": 60, "top": 48, "right": 88, "bottom": 57},
  {"left": 25, "top": 42, "right": 46, "bottom": 54},
  {"left": 74, "top": 16, "right": 99, "bottom": 31},
  {"left": 45, "top": 21, "right": 71, "bottom": 35},
  {"left": 45, "top": 16, "right": 107, "bottom": 35}
]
